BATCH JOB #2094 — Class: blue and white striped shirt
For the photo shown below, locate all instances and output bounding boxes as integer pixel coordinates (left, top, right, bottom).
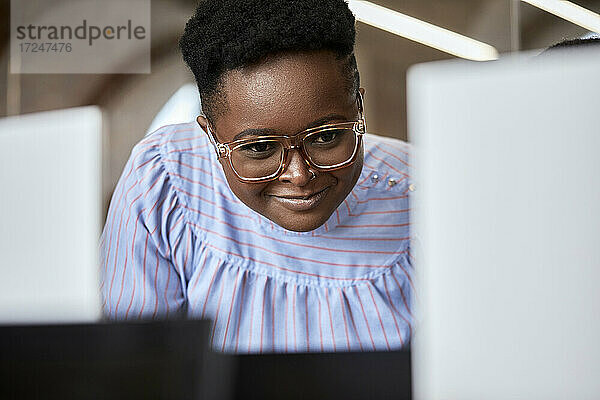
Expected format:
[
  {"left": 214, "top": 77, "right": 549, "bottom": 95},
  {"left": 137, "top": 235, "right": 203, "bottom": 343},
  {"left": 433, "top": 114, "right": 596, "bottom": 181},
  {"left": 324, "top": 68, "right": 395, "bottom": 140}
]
[{"left": 100, "top": 122, "right": 413, "bottom": 353}]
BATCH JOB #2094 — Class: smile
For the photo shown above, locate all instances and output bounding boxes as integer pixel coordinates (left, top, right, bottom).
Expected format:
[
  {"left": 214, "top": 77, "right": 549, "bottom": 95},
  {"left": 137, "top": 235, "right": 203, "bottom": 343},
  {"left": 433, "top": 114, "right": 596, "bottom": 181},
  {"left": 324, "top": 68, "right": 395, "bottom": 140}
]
[{"left": 268, "top": 187, "right": 330, "bottom": 212}]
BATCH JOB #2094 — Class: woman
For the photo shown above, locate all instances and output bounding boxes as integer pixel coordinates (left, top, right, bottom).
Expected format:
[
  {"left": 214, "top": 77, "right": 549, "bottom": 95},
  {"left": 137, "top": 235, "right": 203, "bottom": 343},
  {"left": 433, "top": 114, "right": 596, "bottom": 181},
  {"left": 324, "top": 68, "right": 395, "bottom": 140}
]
[{"left": 101, "top": 0, "right": 413, "bottom": 353}]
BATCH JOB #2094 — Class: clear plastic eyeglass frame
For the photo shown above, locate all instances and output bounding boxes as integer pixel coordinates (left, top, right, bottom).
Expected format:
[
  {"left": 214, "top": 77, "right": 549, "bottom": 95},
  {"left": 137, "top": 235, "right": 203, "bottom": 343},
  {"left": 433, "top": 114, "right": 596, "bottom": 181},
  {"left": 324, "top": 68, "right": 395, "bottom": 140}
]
[{"left": 204, "top": 92, "right": 366, "bottom": 183}]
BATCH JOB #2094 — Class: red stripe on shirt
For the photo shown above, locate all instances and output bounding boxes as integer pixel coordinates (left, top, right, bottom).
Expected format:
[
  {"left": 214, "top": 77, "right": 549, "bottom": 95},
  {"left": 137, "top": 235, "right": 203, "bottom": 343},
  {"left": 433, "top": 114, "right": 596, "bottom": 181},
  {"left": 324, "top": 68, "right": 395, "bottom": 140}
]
[
  {"left": 178, "top": 193, "right": 256, "bottom": 223},
  {"left": 271, "top": 285, "right": 277, "bottom": 352},
  {"left": 382, "top": 275, "right": 405, "bottom": 346},
  {"left": 168, "top": 214, "right": 185, "bottom": 234},
  {"left": 114, "top": 192, "right": 144, "bottom": 316},
  {"left": 247, "top": 278, "right": 259, "bottom": 353},
  {"left": 369, "top": 153, "right": 410, "bottom": 178},
  {"left": 396, "top": 262, "right": 416, "bottom": 294},
  {"left": 188, "top": 251, "right": 209, "bottom": 296},
  {"left": 338, "top": 288, "right": 352, "bottom": 351},
  {"left": 186, "top": 207, "right": 401, "bottom": 256},
  {"left": 165, "top": 144, "right": 210, "bottom": 156},
  {"left": 202, "top": 242, "right": 372, "bottom": 281},
  {"left": 103, "top": 146, "right": 159, "bottom": 282},
  {"left": 201, "top": 263, "right": 221, "bottom": 318},
  {"left": 284, "top": 284, "right": 289, "bottom": 352},
  {"left": 162, "top": 251, "right": 172, "bottom": 317},
  {"left": 137, "top": 233, "right": 150, "bottom": 319},
  {"left": 354, "top": 286, "right": 376, "bottom": 350},
  {"left": 312, "top": 234, "right": 410, "bottom": 242},
  {"left": 357, "top": 173, "right": 372, "bottom": 186},
  {"left": 259, "top": 279, "right": 268, "bottom": 353},
  {"left": 356, "top": 194, "right": 408, "bottom": 204},
  {"left": 210, "top": 271, "right": 227, "bottom": 348},
  {"left": 341, "top": 288, "right": 364, "bottom": 351},
  {"left": 367, "top": 284, "right": 391, "bottom": 351},
  {"left": 348, "top": 208, "right": 410, "bottom": 217},
  {"left": 391, "top": 269, "right": 414, "bottom": 320},
  {"left": 374, "top": 144, "right": 411, "bottom": 167},
  {"left": 162, "top": 158, "right": 227, "bottom": 185},
  {"left": 337, "top": 223, "right": 410, "bottom": 229},
  {"left": 152, "top": 248, "right": 160, "bottom": 319},
  {"left": 107, "top": 178, "right": 148, "bottom": 314},
  {"left": 222, "top": 269, "right": 242, "bottom": 352},
  {"left": 318, "top": 297, "right": 324, "bottom": 352},
  {"left": 305, "top": 290, "right": 310, "bottom": 352},
  {"left": 234, "top": 271, "right": 248, "bottom": 353},
  {"left": 194, "top": 225, "right": 390, "bottom": 268},
  {"left": 183, "top": 228, "right": 191, "bottom": 275},
  {"left": 173, "top": 184, "right": 242, "bottom": 208},
  {"left": 378, "top": 141, "right": 410, "bottom": 157},
  {"left": 325, "top": 290, "right": 337, "bottom": 351},
  {"left": 293, "top": 285, "right": 298, "bottom": 352},
  {"left": 123, "top": 209, "right": 143, "bottom": 319}
]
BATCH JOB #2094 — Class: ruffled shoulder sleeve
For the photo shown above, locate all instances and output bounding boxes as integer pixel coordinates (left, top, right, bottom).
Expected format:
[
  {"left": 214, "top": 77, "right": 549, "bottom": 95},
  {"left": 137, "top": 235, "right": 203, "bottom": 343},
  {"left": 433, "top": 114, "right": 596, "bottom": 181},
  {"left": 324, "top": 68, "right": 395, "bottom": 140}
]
[{"left": 100, "top": 124, "right": 203, "bottom": 319}]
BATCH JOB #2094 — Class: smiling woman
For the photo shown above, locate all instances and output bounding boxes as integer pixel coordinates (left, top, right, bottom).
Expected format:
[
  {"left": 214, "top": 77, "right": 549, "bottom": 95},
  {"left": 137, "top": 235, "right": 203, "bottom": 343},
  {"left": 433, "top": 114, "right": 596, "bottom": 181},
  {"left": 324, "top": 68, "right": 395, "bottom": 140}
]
[
  {"left": 100, "top": 0, "right": 414, "bottom": 353},
  {"left": 200, "top": 51, "right": 366, "bottom": 232}
]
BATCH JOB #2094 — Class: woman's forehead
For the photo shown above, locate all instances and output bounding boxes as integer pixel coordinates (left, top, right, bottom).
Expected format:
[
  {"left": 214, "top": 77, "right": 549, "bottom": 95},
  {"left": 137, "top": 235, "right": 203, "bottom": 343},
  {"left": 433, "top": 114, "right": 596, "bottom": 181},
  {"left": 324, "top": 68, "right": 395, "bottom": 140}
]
[{"left": 214, "top": 51, "right": 355, "bottom": 140}]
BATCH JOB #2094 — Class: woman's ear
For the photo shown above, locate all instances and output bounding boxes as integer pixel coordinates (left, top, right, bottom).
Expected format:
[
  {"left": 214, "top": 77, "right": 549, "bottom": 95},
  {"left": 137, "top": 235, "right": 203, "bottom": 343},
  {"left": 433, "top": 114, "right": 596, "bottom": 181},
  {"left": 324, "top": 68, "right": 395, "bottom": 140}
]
[
  {"left": 196, "top": 115, "right": 208, "bottom": 132},
  {"left": 359, "top": 87, "right": 365, "bottom": 97}
]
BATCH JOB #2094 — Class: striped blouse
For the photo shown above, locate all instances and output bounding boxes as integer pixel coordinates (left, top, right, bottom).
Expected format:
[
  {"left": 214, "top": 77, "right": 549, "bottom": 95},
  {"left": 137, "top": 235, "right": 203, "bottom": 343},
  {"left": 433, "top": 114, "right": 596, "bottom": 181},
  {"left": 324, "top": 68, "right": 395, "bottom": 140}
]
[{"left": 100, "top": 121, "right": 413, "bottom": 353}]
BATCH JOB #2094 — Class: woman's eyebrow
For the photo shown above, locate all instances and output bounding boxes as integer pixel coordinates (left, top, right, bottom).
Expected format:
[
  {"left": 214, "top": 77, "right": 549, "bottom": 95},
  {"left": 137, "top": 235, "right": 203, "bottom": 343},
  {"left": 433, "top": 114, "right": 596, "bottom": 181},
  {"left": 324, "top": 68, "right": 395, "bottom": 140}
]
[
  {"left": 232, "top": 114, "right": 349, "bottom": 141},
  {"left": 302, "top": 114, "right": 348, "bottom": 131},
  {"left": 233, "top": 128, "right": 278, "bottom": 141}
]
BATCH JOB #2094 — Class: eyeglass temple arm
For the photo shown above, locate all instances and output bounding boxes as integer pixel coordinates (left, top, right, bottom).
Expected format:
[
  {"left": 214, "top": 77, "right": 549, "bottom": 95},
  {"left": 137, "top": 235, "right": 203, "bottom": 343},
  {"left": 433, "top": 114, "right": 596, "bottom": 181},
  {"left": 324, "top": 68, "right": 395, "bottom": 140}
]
[
  {"left": 356, "top": 91, "right": 366, "bottom": 131},
  {"left": 203, "top": 118, "right": 230, "bottom": 158}
]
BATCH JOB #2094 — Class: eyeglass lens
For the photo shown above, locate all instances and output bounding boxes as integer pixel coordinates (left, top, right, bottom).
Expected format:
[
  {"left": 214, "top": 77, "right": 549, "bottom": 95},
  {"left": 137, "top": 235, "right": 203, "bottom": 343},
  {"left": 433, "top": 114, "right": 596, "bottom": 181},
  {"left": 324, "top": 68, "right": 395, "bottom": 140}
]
[{"left": 229, "top": 127, "right": 358, "bottom": 180}]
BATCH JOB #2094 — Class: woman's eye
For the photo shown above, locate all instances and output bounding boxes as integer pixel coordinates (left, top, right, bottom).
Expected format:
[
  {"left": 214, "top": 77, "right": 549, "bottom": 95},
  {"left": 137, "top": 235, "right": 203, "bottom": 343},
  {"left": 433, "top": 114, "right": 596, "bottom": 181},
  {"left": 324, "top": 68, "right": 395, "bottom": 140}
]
[
  {"left": 313, "top": 131, "right": 338, "bottom": 143},
  {"left": 241, "top": 142, "right": 273, "bottom": 153},
  {"left": 236, "top": 141, "right": 280, "bottom": 159}
]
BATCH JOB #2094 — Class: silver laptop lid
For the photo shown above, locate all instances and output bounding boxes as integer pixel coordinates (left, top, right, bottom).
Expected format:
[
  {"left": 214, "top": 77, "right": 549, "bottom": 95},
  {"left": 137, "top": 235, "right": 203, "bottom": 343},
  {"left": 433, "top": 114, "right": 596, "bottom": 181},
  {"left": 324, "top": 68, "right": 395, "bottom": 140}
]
[
  {"left": 0, "top": 107, "right": 102, "bottom": 324},
  {"left": 409, "top": 49, "right": 600, "bottom": 400}
]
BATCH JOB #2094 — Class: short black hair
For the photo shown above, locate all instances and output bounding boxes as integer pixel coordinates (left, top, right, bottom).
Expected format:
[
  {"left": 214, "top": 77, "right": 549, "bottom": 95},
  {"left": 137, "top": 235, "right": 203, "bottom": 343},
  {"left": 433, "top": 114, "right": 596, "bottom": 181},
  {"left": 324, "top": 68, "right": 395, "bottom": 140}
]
[
  {"left": 548, "top": 37, "right": 600, "bottom": 50},
  {"left": 179, "top": 0, "right": 360, "bottom": 121}
]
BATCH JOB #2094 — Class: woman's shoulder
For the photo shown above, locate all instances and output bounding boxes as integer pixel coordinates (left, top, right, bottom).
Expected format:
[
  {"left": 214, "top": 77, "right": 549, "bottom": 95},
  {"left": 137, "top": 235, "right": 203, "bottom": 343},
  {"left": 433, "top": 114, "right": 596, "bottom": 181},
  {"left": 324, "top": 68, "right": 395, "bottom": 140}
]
[
  {"left": 138, "top": 121, "right": 226, "bottom": 201},
  {"left": 141, "top": 121, "right": 212, "bottom": 162},
  {"left": 141, "top": 122, "right": 255, "bottom": 231}
]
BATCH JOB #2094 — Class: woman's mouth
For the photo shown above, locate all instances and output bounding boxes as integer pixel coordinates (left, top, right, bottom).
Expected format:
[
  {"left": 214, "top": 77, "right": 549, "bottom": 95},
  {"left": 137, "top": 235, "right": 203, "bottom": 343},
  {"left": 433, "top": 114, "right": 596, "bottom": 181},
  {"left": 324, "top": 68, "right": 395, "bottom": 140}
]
[{"left": 267, "top": 187, "right": 330, "bottom": 212}]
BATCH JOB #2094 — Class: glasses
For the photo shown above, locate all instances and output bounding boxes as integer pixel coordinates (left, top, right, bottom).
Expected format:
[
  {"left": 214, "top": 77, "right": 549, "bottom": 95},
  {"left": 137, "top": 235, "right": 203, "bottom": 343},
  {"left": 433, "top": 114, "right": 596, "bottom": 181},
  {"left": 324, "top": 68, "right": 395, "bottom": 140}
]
[{"left": 205, "top": 94, "right": 366, "bottom": 183}]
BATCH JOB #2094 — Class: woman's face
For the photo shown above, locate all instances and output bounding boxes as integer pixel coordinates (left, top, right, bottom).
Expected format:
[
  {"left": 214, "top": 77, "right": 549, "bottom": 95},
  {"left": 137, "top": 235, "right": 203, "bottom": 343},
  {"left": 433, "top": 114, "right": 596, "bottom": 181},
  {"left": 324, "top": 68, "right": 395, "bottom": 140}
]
[{"left": 198, "top": 50, "right": 364, "bottom": 232}]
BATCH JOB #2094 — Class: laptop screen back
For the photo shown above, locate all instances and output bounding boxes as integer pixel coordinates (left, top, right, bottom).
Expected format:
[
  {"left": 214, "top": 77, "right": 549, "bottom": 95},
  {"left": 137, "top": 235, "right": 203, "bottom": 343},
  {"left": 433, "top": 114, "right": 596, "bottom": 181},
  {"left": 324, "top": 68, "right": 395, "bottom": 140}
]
[
  {"left": 409, "top": 49, "right": 600, "bottom": 400},
  {"left": 0, "top": 107, "right": 102, "bottom": 323}
]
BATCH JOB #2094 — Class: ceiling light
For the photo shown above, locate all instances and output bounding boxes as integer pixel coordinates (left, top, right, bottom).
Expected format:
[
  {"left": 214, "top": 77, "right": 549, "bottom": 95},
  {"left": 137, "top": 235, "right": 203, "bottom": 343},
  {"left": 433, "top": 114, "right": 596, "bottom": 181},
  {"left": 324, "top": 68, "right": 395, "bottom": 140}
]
[
  {"left": 521, "top": 0, "right": 600, "bottom": 33},
  {"left": 347, "top": 0, "right": 499, "bottom": 61}
]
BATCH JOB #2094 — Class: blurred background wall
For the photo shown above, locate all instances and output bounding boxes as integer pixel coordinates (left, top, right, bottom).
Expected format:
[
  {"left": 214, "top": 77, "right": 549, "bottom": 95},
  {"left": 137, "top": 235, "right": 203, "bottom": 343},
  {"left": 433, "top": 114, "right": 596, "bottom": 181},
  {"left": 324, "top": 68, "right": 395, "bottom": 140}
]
[{"left": 1, "top": 0, "right": 599, "bottom": 215}]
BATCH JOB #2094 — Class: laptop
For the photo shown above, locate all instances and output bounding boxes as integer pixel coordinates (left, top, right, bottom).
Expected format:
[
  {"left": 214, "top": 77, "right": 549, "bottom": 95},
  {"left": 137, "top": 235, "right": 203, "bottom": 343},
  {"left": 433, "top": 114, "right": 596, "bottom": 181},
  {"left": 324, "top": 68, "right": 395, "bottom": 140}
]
[
  {"left": 233, "top": 350, "right": 411, "bottom": 400},
  {"left": 408, "top": 48, "right": 600, "bottom": 400},
  {"left": 0, "top": 320, "right": 232, "bottom": 400},
  {"left": 0, "top": 106, "right": 102, "bottom": 323}
]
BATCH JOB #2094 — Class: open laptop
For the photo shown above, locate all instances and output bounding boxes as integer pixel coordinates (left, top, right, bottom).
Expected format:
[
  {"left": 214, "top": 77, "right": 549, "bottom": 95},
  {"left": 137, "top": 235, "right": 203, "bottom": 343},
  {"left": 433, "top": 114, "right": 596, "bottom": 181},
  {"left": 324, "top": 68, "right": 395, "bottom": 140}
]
[
  {"left": 0, "top": 320, "right": 229, "bottom": 400},
  {"left": 0, "top": 106, "right": 102, "bottom": 323},
  {"left": 408, "top": 48, "right": 600, "bottom": 400}
]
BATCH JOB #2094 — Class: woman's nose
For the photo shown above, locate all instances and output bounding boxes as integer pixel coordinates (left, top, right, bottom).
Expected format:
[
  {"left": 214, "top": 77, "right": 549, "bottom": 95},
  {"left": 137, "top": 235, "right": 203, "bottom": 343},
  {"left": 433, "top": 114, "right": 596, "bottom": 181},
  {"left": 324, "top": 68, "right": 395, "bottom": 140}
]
[{"left": 278, "top": 149, "right": 313, "bottom": 186}]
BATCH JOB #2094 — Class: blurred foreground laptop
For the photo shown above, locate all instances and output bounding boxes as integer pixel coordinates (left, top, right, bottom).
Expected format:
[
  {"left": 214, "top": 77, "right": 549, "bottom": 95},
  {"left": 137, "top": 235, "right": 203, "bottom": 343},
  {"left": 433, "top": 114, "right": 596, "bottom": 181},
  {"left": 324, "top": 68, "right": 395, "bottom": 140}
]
[
  {"left": 0, "top": 106, "right": 102, "bottom": 323},
  {"left": 409, "top": 48, "right": 600, "bottom": 400}
]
